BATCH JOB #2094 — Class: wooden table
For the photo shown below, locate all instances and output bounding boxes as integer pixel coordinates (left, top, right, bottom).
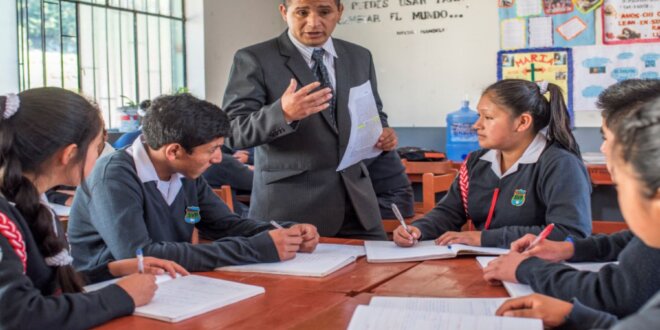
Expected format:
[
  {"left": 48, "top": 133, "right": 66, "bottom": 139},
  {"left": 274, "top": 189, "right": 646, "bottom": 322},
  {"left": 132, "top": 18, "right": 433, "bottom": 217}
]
[{"left": 96, "top": 239, "right": 509, "bottom": 329}]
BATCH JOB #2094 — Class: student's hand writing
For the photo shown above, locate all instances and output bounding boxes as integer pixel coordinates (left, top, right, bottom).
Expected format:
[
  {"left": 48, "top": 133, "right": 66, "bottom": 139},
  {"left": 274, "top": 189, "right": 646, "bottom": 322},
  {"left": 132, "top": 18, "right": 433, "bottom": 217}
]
[
  {"left": 482, "top": 251, "right": 529, "bottom": 284},
  {"left": 281, "top": 79, "right": 332, "bottom": 122},
  {"left": 511, "top": 234, "right": 575, "bottom": 262},
  {"left": 393, "top": 225, "right": 421, "bottom": 247},
  {"left": 290, "top": 223, "right": 320, "bottom": 252},
  {"left": 375, "top": 127, "right": 398, "bottom": 151},
  {"left": 435, "top": 231, "right": 481, "bottom": 246},
  {"left": 109, "top": 257, "right": 190, "bottom": 278},
  {"left": 116, "top": 274, "right": 157, "bottom": 307},
  {"left": 232, "top": 150, "right": 250, "bottom": 164},
  {"left": 495, "top": 293, "right": 573, "bottom": 328},
  {"left": 268, "top": 227, "right": 303, "bottom": 261}
]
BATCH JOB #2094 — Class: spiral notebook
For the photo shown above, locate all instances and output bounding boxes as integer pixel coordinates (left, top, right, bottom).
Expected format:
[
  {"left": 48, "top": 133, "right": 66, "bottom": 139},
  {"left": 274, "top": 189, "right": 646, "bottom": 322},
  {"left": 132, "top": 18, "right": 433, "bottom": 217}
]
[{"left": 364, "top": 240, "right": 508, "bottom": 263}]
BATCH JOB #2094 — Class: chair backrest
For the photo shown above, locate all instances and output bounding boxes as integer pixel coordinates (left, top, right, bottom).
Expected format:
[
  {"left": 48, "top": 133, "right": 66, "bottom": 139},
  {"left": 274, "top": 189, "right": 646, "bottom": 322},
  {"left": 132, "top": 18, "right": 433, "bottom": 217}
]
[
  {"left": 403, "top": 159, "right": 454, "bottom": 178},
  {"left": 592, "top": 220, "right": 628, "bottom": 235},
  {"left": 421, "top": 171, "right": 457, "bottom": 213},
  {"left": 192, "top": 185, "right": 234, "bottom": 244}
]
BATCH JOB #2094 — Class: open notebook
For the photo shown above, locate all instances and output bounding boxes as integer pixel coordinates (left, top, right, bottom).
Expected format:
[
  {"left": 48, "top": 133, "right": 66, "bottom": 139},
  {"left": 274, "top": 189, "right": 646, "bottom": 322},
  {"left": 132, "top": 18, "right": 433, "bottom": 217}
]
[
  {"left": 348, "top": 296, "right": 542, "bottom": 330},
  {"left": 216, "top": 243, "right": 366, "bottom": 277},
  {"left": 364, "top": 240, "right": 508, "bottom": 263},
  {"left": 476, "top": 256, "right": 618, "bottom": 297},
  {"left": 85, "top": 275, "right": 264, "bottom": 323}
]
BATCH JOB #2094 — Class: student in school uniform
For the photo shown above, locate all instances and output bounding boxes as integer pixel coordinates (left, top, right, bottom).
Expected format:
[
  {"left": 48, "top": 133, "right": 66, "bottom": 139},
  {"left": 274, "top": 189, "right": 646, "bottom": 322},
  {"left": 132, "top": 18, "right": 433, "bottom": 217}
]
[
  {"left": 68, "top": 93, "right": 320, "bottom": 273},
  {"left": 0, "top": 88, "right": 188, "bottom": 329},
  {"left": 393, "top": 79, "right": 591, "bottom": 248},
  {"left": 492, "top": 95, "right": 660, "bottom": 329},
  {"left": 483, "top": 79, "right": 660, "bottom": 318}
]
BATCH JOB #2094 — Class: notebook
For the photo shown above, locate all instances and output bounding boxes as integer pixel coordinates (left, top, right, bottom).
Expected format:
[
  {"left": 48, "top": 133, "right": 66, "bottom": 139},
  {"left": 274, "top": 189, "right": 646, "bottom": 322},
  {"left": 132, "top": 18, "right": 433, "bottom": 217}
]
[
  {"left": 347, "top": 305, "right": 542, "bottom": 330},
  {"left": 369, "top": 296, "right": 508, "bottom": 315},
  {"left": 364, "top": 240, "right": 508, "bottom": 263},
  {"left": 476, "top": 256, "right": 618, "bottom": 297},
  {"left": 215, "top": 243, "right": 366, "bottom": 277},
  {"left": 86, "top": 275, "right": 264, "bottom": 323}
]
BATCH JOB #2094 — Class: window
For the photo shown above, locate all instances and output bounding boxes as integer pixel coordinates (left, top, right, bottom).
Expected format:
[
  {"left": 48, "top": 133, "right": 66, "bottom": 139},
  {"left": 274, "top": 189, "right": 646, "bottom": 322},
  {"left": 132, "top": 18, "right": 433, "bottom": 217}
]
[{"left": 16, "top": 0, "right": 186, "bottom": 129}]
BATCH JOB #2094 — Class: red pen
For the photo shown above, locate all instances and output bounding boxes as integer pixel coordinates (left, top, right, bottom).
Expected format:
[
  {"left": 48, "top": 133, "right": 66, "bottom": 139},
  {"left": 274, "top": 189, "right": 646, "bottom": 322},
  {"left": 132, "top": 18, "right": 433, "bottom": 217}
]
[{"left": 524, "top": 223, "right": 555, "bottom": 252}]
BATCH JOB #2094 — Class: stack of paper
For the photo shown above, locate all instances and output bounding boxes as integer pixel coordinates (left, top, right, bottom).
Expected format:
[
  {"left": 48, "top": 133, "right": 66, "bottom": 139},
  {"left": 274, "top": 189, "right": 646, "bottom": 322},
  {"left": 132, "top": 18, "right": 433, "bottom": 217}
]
[
  {"left": 364, "top": 240, "right": 508, "bottom": 263},
  {"left": 348, "top": 296, "right": 542, "bottom": 330},
  {"left": 86, "top": 274, "right": 264, "bottom": 323},
  {"left": 216, "top": 243, "right": 366, "bottom": 277},
  {"left": 476, "top": 256, "right": 617, "bottom": 297}
]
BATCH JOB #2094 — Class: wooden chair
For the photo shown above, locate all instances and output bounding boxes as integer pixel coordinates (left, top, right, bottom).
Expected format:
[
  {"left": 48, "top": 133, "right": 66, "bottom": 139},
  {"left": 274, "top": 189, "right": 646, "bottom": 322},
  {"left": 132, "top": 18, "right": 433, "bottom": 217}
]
[
  {"left": 191, "top": 185, "right": 235, "bottom": 244},
  {"left": 421, "top": 171, "right": 457, "bottom": 213},
  {"left": 402, "top": 159, "right": 454, "bottom": 183}
]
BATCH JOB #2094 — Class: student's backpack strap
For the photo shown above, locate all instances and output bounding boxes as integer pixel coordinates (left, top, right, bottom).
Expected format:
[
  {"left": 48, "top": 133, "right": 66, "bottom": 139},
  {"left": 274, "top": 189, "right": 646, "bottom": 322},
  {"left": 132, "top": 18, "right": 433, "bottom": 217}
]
[
  {"left": 0, "top": 212, "right": 27, "bottom": 273},
  {"left": 458, "top": 154, "right": 474, "bottom": 231}
]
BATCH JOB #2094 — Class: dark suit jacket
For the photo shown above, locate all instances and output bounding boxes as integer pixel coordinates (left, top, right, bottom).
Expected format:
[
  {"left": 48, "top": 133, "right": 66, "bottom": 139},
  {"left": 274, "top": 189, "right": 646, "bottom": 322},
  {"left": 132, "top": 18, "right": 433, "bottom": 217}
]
[{"left": 223, "top": 31, "right": 388, "bottom": 236}]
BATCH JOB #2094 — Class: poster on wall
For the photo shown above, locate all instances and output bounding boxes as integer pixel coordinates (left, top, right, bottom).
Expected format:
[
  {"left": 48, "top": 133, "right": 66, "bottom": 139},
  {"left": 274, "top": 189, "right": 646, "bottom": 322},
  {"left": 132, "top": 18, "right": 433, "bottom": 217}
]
[
  {"left": 498, "top": 48, "right": 574, "bottom": 117},
  {"left": 499, "top": 2, "right": 596, "bottom": 49},
  {"left": 602, "top": 0, "right": 660, "bottom": 44},
  {"left": 573, "top": 44, "right": 660, "bottom": 111}
]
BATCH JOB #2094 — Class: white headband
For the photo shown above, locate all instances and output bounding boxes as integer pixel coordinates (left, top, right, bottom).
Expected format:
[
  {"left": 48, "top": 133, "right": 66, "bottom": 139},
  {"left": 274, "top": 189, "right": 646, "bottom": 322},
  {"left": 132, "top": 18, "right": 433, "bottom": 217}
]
[
  {"left": 3, "top": 93, "right": 20, "bottom": 119},
  {"left": 536, "top": 81, "right": 549, "bottom": 95},
  {"left": 45, "top": 249, "right": 74, "bottom": 267}
]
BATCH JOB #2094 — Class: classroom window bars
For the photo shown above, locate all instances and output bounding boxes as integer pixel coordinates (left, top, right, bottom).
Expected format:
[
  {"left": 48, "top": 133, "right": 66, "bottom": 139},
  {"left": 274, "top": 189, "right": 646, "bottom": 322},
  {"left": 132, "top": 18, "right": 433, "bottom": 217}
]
[{"left": 16, "top": 0, "right": 186, "bottom": 129}]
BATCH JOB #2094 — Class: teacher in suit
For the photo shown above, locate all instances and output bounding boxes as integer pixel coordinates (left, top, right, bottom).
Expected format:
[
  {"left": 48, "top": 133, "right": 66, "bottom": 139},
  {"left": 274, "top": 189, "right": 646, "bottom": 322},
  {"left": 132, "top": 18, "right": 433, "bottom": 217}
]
[{"left": 223, "top": 0, "right": 397, "bottom": 239}]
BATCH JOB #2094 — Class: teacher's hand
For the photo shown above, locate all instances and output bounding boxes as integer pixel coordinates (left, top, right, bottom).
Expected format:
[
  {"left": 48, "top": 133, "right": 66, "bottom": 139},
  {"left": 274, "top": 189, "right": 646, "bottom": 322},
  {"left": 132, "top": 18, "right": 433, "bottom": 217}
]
[
  {"left": 376, "top": 127, "right": 397, "bottom": 151},
  {"left": 281, "top": 79, "right": 332, "bottom": 122}
]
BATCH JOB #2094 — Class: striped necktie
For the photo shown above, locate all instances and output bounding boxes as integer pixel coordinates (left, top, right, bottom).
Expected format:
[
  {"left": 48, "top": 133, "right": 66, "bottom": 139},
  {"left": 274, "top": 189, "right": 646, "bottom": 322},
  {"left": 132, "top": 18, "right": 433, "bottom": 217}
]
[{"left": 311, "top": 48, "right": 336, "bottom": 127}]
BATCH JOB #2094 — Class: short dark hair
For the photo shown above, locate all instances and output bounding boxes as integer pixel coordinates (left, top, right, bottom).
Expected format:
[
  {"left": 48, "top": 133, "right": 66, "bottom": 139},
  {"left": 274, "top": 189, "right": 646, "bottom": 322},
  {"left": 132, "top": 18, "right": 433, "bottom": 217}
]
[
  {"left": 142, "top": 93, "right": 231, "bottom": 153},
  {"left": 613, "top": 96, "right": 660, "bottom": 198},
  {"left": 597, "top": 79, "right": 660, "bottom": 130},
  {"left": 282, "top": 0, "right": 341, "bottom": 7},
  {"left": 483, "top": 79, "right": 581, "bottom": 158}
]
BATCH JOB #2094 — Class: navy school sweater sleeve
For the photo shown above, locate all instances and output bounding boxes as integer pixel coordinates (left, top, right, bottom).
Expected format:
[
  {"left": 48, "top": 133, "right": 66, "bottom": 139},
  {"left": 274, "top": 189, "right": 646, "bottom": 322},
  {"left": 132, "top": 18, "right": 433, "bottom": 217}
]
[
  {"left": 411, "top": 144, "right": 591, "bottom": 247},
  {"left": 515, "top": 236, "right": 660, "bottom": 317},
  {"left": 569, "top": 230, "right": 634, "bottom": 262},
  {"left": 68, "top": 152, "right": 280, "bottom": 273},
  {"left": 0, "top": 200, "right": 133, "bottom": 330}
]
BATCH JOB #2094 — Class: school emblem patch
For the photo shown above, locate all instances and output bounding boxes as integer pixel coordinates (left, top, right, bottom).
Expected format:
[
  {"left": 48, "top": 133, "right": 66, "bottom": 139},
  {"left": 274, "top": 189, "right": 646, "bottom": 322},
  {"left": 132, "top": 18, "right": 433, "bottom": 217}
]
[
  {"left": 511, "top": 189, "right": 526, "bottom": 207},
  {"left": 184, "top": 206, "right": 201, "bottom": 224}
]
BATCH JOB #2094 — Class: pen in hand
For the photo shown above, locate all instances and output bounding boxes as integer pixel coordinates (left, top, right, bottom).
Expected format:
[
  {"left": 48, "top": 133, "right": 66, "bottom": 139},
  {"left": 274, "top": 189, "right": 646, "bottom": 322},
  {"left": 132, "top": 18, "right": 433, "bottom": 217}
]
[
  {"left": 524, "top": 223, "right": 555, "bottom": 252},
  {"left": 270, "top": 220, "right": 284, "bottom": 230},
  {"left": 391, "top": 203, "right": 416, "bottom": 244},
  {"left": 136, "top": 248, "right": 144, "bottom": 274}
]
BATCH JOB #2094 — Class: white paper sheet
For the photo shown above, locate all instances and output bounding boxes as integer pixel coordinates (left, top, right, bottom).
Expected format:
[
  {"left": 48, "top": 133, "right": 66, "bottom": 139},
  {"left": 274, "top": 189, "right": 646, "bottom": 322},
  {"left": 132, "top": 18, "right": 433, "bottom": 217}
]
[
  {"left": 516, "top": 0, "right": 543, "bottom": 17},
  {"left": 370, "top": 297, "right": 508, "bottom": 315},
  {"left": 364, "top": 241, "right": 507, "bottom": 263},
  {"left": 337, "top": 80, "right": 383, "bottom": 171},
  {"left": 557, "top": 16, "right": 587, "bottom": 41},
  {"left": 216, "top": 243, "right": 365, "bottom": 277},
  {"left": 529, "top": 16, "right": 553, "bottom": 48},
  {"left": 501, "top": 18, "right": 527, "bottom": 50},
  {"left": 348, "top": 306, "right": 542, "bottom": 330}
]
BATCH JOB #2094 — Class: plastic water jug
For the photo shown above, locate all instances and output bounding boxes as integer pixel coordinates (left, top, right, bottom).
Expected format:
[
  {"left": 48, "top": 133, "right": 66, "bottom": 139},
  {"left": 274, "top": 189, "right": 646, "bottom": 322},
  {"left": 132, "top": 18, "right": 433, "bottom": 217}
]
[
  {"left": 446, "top": 98, "right": 479, "bottom": 161},
  {"left": 117, "top": 106, "right": 140, "bottom": 133}
]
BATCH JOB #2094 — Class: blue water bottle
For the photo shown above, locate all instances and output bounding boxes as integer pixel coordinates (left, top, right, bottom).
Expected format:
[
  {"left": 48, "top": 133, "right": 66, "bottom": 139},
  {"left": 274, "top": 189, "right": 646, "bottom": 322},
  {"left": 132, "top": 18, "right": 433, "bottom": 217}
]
[{"left": 446, "top": 97, "right": 480, "bottom": 161}]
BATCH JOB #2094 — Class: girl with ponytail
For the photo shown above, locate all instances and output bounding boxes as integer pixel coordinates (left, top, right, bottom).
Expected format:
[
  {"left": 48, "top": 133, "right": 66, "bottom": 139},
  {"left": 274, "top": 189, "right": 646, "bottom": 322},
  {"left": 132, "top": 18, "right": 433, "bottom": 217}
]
[
  {"left": 0, "top": 87, "right": 187, "bottom": 329},
  {"left": 394, "top": 79, "right": 591, "bottom": 248}
]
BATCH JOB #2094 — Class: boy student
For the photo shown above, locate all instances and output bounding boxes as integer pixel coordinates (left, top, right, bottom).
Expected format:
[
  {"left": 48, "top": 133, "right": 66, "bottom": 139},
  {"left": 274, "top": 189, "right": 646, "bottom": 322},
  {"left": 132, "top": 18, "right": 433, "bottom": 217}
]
[
  {"left": 483, "top": 79, "right": 660, "bottom": 318},
  {"left": 394, "top": 79, "right": 591, "bottom": 248},
  {"left": 493, "top": 95, "right": 660, "bottom": 330},
  {"left": 68, "top": 94, "right": 320, "bottom": 273},
  {"left": 0, "top": 88, "right": 188, "bottom": 329}
]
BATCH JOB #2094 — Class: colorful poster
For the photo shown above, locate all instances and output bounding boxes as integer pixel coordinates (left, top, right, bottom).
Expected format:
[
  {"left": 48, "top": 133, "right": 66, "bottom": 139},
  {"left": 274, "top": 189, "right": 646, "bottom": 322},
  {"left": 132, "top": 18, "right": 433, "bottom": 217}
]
[
  {"left": 573, "top": 0, "right": 603, "bottom": 13},
  {"left": 573, "top": 44, "right": 660, "bottom": 111},
  {"left": 602, "top": 0, "right": 660, "bottom": 44},
  {"left": 498, "top": 48, "right": 573, "bottom": 117},
  {"left": 499, "top": 2, "right": 595, "bottom": 48}
]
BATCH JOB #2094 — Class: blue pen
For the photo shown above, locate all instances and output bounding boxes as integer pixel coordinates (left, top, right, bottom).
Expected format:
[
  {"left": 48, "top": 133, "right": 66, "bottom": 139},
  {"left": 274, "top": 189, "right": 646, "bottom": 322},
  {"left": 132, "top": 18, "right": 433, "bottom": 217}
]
[{"left": 136, "top": 248, "right": 144, "bottom": 274}]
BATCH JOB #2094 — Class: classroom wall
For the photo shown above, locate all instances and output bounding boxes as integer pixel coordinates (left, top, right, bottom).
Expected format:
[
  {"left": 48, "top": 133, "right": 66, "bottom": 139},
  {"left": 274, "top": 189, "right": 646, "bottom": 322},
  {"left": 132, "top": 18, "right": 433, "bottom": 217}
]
[{"left": 1, "top": 0, "right": 19, "bottom": 93}]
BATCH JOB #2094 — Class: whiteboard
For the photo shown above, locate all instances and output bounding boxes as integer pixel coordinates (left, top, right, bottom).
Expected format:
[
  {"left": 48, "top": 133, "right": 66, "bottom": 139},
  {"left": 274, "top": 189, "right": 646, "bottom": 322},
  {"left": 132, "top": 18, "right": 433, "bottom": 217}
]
[{"left": 333, "top": 0, "right": 499, "bottom": 127}]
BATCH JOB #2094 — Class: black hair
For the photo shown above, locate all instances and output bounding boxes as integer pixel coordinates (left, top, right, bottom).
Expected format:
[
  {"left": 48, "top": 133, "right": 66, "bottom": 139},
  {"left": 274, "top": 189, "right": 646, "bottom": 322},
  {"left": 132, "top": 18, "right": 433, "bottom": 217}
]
[
  {"left": 483, "top": 79, "right": 581, "bottom": 158},
  {"left": 282, "top": 0, "right": 341, "bottom": 7},
  {"left": 613, "top": 96, "right": 660, "bottom": 198},
  {"left": 597, "top": 79, "right": 660, "bottom": 131},
  {"left": 0, "top": 87, "right": 103, "bottom": 293},
  {"left": 141, "top": 93, "right": 231, "bottom": 153}
]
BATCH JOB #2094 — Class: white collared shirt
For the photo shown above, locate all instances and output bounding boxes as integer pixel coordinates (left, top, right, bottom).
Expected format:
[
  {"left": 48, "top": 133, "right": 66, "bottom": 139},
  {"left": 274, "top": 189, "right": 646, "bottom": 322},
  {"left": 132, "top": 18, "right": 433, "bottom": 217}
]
[
  {"left": 125, "top": 136, "right": 184, "bottom": 205},
  {"left": 480, "top": 133, "right": 548, "bottom": 179},
  {"left": 287, "top": 29, "right": 337, "bottom": 90}
]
